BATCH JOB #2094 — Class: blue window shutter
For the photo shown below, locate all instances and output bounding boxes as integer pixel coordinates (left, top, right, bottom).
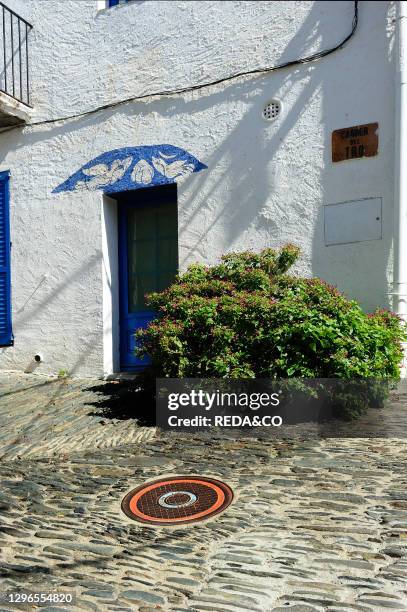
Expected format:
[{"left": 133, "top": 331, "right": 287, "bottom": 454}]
[
  {"left": 108, "top": 0, "right": 130, "bottom": 6},
  {"left": 0, "top": 171, "right": 12, "bottom": 347}
]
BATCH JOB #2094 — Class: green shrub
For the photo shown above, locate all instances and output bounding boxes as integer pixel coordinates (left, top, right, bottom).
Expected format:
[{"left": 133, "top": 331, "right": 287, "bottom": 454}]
[{"left": 137, "top": 245, "right": 406, "bottom": 418}]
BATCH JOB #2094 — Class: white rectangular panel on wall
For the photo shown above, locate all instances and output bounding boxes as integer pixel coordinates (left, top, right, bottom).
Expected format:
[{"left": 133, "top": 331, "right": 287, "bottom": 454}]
[{"left": 324, "top": 197, "right": 382, "bottom": 246}]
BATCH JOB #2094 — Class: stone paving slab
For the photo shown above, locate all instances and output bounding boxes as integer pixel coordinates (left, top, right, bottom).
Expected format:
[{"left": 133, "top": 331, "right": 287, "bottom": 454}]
[{"left": 0, "top": 373, "right": 406, "bottom": 611}]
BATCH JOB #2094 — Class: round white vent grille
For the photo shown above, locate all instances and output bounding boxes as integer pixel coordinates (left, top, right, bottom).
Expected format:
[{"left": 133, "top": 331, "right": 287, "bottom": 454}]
[{"left": 262, "top": 99, "right": 281, "bottom": 122}]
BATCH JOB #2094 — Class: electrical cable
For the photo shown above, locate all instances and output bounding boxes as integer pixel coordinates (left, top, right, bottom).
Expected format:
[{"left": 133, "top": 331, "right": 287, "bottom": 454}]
[{"left": 1, "top": 0, "right": 358, "bottom": 133}]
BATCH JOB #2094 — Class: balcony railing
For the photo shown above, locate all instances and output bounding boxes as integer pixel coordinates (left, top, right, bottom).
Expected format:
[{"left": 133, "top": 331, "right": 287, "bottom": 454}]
[{"left": 0, "top": 2, "right": 32, "bottom": 107}]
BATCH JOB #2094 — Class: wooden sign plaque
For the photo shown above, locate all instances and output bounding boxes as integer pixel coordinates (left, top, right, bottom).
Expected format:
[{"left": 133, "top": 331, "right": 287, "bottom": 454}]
[{"left": 332, "top": 122, "right": 378, "bottom": 163}]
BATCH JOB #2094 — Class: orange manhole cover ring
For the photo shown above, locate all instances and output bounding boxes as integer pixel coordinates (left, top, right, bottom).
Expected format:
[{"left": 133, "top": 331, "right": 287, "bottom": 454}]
[{"left": 121, "top": 476, "right": 233, "bottom": 525}]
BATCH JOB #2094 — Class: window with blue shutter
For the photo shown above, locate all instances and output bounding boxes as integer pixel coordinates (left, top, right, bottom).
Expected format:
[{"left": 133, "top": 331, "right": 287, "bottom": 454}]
[
  {"left": 108, "top": 0, "right": 131, "bottom": 7},
  {"left": 0, "top": 171, "right": 12, "bottom": 347}
]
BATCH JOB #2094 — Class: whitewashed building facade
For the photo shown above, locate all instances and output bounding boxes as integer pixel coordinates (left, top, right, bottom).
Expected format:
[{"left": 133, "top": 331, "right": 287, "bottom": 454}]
[{"left": 0, "top": 0, "right": 404, "bottom": 377}]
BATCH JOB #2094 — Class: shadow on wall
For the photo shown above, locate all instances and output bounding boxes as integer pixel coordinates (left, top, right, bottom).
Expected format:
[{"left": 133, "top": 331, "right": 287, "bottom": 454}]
[
  {"left": 0, "top": 3, "right": 360, "bottom": 259},
  {"left": 167, "top": 0, "right": 393, "bottom": 312},
  {"left": 10, "top": 252, "right": 103, "bottom": 378},
  {"left": 311, "top": 1, "right": 394, "bottom": 312},
  {"left": 14, "top": 252, "right": 100, "bottom": 326},
  {"left": 170, "top": 5, "right": 333, "bottom": 267}
]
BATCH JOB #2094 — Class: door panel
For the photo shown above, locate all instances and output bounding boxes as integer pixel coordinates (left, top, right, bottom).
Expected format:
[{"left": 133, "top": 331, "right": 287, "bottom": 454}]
[{"left": 118, "top": 185, "right": 178, "bottom": 371}]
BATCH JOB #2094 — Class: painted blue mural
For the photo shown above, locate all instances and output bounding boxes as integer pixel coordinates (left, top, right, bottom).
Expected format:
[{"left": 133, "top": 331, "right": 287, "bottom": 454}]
[{"left": 53, "top": 145, "right": 207, "bottom": 194}]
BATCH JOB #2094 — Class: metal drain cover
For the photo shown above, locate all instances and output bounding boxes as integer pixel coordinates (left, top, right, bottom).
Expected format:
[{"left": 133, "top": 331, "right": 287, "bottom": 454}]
[{"left": 121, "top": 476, "right": 233, "bottom": 526}]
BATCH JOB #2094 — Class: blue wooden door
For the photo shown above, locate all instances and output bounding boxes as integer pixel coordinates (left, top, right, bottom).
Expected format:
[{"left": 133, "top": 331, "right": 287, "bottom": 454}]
[
  {"left": 0, "top": 171, "right": 12, "bottom": 347},
  {"left": 118, "top": 186, "right": 178, "bottom": 371}
]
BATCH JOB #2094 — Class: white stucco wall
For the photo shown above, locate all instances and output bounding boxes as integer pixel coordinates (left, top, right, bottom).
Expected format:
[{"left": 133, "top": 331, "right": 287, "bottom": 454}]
[{"left": 0, "top": 0, "right": 397, "bottom": 377}]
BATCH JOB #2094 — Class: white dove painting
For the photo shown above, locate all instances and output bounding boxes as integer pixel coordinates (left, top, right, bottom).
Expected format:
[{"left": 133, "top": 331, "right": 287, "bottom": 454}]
[
  {"left": 53, "top": 145, "right": 207, "bottom": 194},
  {"left": 75, "top": 157, "right": 133, "bottom": 191},
  {"left": 151, "top": 156, "right": 195, "bottom": 180}
]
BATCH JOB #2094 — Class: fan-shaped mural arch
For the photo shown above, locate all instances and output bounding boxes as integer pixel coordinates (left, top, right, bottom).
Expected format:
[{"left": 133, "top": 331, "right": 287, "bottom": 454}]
[{"left": 53, "top": 145, "right": 207, "bottom": 194}]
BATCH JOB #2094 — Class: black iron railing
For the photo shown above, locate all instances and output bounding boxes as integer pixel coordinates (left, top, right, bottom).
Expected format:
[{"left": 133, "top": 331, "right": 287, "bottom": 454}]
[{"left": 0, "top": 2, "right": 32, "bottom": 107}]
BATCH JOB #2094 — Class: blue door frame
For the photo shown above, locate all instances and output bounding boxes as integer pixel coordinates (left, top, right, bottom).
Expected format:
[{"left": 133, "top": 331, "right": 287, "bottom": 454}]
[{"left": 117, "top": 185, "right": 178, "bottom": 371}]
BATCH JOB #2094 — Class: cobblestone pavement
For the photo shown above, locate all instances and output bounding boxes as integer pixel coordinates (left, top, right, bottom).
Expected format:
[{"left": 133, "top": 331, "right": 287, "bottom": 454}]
[
  {"left": 0, "top": 373, "right": 406, "bottom": 611},
  {"left": 0, "top": 374, "right": 154, "bottom": 460}
]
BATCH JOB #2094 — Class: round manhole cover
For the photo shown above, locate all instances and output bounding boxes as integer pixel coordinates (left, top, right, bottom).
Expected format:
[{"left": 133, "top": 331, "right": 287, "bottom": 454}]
[{"left": 121, "top": 476, "right": 233, "bottom": 526}]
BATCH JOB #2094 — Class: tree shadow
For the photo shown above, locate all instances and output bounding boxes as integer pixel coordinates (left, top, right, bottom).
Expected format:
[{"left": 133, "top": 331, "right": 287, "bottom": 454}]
[
  {"left": 311, "top": 1, "right": 394, "bottom": 312},
  {"left": 84, "top": 374, "right": 156, "bottom": 426}
]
